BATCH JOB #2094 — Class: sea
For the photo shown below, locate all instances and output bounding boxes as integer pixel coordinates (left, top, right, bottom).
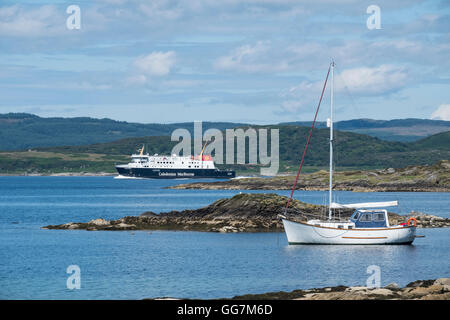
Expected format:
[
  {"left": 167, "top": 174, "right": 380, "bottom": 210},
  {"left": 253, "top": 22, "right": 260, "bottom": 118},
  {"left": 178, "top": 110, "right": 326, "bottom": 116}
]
[{"left": 0, "top": 176, "right": 449, "bottom": 299}]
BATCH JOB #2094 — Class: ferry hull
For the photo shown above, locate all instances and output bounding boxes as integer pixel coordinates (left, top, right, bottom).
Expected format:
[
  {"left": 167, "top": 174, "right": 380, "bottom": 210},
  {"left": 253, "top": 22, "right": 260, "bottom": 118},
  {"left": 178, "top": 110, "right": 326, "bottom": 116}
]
[
  {"left": 115, "top": 166, "right": 235, "bottom": 179},
  {"left": 281, "top": 218, "right": 416, "bottom": 245}
]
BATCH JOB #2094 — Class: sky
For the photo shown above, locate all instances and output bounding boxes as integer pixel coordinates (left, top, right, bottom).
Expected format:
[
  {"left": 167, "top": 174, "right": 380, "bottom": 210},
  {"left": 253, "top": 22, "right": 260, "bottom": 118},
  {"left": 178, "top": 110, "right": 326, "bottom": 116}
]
[{"left": 1, "top": 0, "right": 450, "bottom": 124}]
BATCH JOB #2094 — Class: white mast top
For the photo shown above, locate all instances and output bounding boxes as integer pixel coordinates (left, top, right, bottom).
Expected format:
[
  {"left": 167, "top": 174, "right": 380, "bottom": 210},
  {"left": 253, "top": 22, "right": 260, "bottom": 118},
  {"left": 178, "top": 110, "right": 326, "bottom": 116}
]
[{"left": 328, "top": 61, "right": 335, "bottom": 220}]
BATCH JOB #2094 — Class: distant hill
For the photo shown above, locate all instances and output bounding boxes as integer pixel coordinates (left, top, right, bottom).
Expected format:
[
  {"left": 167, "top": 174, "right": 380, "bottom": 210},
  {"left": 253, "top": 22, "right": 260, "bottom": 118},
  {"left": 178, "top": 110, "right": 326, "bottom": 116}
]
[
  {"left": 279, "top": 118, "right": 450, "bottom": 142},
  {"left": 31, "top": 125, "right": 450, "bottom": 173},
  {"left": 0, "top": 113, "right": 248, "bottom": 151},
  {"left": 411, "top": 131, "right": 450, "bottom": 150},
  {"left": 0, "top": 114, "right": 449, "bottom": 151}
]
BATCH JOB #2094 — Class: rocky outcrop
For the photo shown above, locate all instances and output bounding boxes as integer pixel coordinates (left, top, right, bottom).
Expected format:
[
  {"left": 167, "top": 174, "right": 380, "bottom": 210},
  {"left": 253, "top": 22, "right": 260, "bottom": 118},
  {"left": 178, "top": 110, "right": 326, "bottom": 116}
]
[
  {"left": 170, "top": 160, "right": 450, "bottom": 192},
  {"left": 231, "top": 278, "right": 450, "bottom": 300},
  {"left": 42, "top": 193, "right": 450, "bottom": 232},
  {"left": 43, "top": 193, "right": 326, "bottom": 232}
]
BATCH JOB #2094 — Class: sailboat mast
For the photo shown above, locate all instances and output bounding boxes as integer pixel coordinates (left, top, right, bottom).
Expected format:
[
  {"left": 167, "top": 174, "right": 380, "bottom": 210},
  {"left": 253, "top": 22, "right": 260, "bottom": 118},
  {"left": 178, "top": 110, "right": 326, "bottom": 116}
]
[{"left": 328, "top": 61, "right": 334, "bottom": 220}]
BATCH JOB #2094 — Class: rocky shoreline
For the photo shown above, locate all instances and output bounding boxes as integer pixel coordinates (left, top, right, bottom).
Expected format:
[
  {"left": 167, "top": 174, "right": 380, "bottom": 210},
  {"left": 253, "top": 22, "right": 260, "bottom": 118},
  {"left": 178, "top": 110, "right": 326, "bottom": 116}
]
[
  {"left": 42, "top": 193, "right": 450, "bottom": 232},
  {"left": 228, "top": 278, "right": 450, "bottom": 300},
  {"left": 169, "top": 161, "right": 450, "bottom": 192}
]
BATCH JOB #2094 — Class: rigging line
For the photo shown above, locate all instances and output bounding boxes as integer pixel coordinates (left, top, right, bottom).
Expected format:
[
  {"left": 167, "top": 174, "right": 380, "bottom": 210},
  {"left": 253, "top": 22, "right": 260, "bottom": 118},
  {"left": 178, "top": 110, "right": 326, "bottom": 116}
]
[{"left": 285, "top": 64, "right": 331, "bottom": 213}]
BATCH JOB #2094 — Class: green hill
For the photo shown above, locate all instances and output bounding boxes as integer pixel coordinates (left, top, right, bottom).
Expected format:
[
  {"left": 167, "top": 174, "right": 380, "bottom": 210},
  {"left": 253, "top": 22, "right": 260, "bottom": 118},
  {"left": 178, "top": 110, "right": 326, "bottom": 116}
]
[
  {"left": 410, "top": 131, "right": 450, "bottom": 150},
  {"left": 1, "top": 113, "right": 448, "bottom": 174},
  {"left": 1, "top": 113, "right": 449, "bottom": 152},
  {"left": 280, "top": 118, "right": 450, "bottom": 142},
  {"left": 0, "top": 113, "right": 247, "bottom": 151},
  {"left": 8, "top": 125, "right": 445, "bottom": 175}
]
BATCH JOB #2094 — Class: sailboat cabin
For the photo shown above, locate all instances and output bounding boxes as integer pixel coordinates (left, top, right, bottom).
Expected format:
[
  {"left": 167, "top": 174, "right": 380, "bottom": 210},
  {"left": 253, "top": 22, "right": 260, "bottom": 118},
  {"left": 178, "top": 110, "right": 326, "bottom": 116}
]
[{"left": 350, "top": 210, "right": 389, "bottom": 228}]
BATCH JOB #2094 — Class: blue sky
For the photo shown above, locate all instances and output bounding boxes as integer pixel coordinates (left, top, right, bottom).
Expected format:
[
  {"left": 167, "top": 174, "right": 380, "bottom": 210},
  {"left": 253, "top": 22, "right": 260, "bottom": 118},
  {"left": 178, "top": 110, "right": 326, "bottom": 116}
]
[{"left": 1, "top": 0, "right": 449, "bottom": 124}]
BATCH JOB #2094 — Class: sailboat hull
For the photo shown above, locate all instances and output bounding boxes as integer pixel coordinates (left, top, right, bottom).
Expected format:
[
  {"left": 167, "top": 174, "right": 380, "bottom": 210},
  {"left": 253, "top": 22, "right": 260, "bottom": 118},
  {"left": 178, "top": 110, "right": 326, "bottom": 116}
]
[{"left": 282, "top": 218, "right": 416, "bottom": 245}]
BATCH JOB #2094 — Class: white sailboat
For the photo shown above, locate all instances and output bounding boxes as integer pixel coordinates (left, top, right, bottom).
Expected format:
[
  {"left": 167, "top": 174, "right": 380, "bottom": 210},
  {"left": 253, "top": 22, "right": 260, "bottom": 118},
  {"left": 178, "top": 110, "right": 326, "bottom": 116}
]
[{"left": 279, "top": 62, "right": 417, "bottom": 245}]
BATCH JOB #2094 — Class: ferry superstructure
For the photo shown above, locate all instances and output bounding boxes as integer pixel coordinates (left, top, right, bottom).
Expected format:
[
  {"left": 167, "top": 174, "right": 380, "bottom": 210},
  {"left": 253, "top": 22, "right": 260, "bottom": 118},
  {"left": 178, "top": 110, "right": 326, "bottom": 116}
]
[{"left": 115, "top": 145, "right": 235, "bottom": 179}]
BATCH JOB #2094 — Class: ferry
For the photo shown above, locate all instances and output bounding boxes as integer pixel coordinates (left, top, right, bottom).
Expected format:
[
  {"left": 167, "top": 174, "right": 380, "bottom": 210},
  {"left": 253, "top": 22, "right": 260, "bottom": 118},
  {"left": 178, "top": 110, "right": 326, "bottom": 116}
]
[{"left": 115, "top": 145, "right": 235, "bottom": 179}]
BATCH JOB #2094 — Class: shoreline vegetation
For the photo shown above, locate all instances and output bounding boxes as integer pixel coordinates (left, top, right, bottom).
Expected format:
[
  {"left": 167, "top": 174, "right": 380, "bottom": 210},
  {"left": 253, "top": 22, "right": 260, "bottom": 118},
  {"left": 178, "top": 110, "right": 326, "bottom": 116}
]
[
  {"left": 169, "top": 160, "right": 450, "bottom": 192},
  {"left": 43, "top": 193, "right": 450, "bottom": 232},
  {"left": 149, "top": 278, "right": 450, "bottom": 300},
  {"left": 0, "top": 118, "right": 449, "bottom": 176},
  {"left": 2, "top": 160, "right": 448, "bottom": 193}
]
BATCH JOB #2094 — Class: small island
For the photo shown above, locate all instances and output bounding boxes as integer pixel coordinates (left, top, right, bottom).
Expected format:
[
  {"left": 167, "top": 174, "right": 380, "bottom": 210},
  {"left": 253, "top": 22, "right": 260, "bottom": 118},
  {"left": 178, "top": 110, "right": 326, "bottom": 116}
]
[
  {"left": 43, "top": 193, "right": 450, "bottom": 232},
  {"left": 168, "top": 160, "right": 450, "bottom": 192}
]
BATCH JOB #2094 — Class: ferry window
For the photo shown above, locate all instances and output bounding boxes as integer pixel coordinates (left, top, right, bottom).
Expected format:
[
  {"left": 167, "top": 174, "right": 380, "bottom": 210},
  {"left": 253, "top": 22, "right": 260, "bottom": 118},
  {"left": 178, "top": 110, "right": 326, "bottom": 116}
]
[
  {"left": 374, "top": 213, "right": 385, "bottom": 221},
  {"left": 352, "top": 212, "right": 360, "bottom": 220},
  {"left": 359, "top": 214, "right": 372, "bottom": 222}
]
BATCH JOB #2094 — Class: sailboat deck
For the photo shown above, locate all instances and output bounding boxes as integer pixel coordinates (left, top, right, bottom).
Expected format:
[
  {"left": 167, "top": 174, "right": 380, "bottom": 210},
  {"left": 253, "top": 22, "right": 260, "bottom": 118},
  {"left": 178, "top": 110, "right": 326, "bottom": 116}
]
[{"left": 307, "top": 220, "right": 355, "bottom": 229}]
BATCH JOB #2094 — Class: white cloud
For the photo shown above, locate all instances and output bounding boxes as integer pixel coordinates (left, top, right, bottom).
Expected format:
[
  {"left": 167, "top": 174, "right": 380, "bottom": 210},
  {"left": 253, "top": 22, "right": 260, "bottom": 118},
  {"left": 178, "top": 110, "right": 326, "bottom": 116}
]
[
  {"left": 139, "top": 2, "right": 182, "bottom": 20},
  {"left": 431, "top": 104, "right": 450, "bottom": 120},
  {"left": 131, "top": 51, "right": 176, "bottom": 77},
  {"left": 214, "top": 41, "right": 289, "bottom": 73},
  {"left": 0, "top": 5, "right": 64, "bottom": 37},
  {"left": 125, "top": 51, "right": 177, "bottom": 87},
  {"left": 289, "top": 64, "right": 408, "bottom": 96},
  {"left": 280, "top": 64, "right": 409, "bottom": 114},
  {"left": 336, "top": 65, "right": 408, "bottom": 95}
]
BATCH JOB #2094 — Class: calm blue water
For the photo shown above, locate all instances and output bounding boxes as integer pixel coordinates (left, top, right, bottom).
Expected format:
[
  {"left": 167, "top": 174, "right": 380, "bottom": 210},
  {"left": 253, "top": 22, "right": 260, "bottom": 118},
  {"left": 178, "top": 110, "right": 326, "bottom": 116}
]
[{"left": 0, "top": 176, "right": 449, "bottom": 299}]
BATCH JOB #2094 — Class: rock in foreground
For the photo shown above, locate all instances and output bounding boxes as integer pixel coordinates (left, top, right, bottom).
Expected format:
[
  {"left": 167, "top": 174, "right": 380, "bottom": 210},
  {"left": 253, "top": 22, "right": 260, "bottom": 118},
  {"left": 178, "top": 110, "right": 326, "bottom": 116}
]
[
  {"left": 231, "top": 278, "right": 450, "bottom": 300},
  {"left": 42, "top": 193, "right": 450, "bottom": 232}
]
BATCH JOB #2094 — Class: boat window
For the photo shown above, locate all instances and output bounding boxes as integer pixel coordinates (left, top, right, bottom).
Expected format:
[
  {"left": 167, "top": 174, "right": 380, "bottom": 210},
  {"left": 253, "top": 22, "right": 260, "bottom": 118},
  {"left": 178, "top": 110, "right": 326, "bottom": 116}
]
[
  {"left": 373, "top": 213, "right": 385, "bottom": 221},
  {"left": 351, "top": 212, "right": 360, "bottom": 220},
  {"left": 359, "top": 214, "right": 372, "bottom": 222}
]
